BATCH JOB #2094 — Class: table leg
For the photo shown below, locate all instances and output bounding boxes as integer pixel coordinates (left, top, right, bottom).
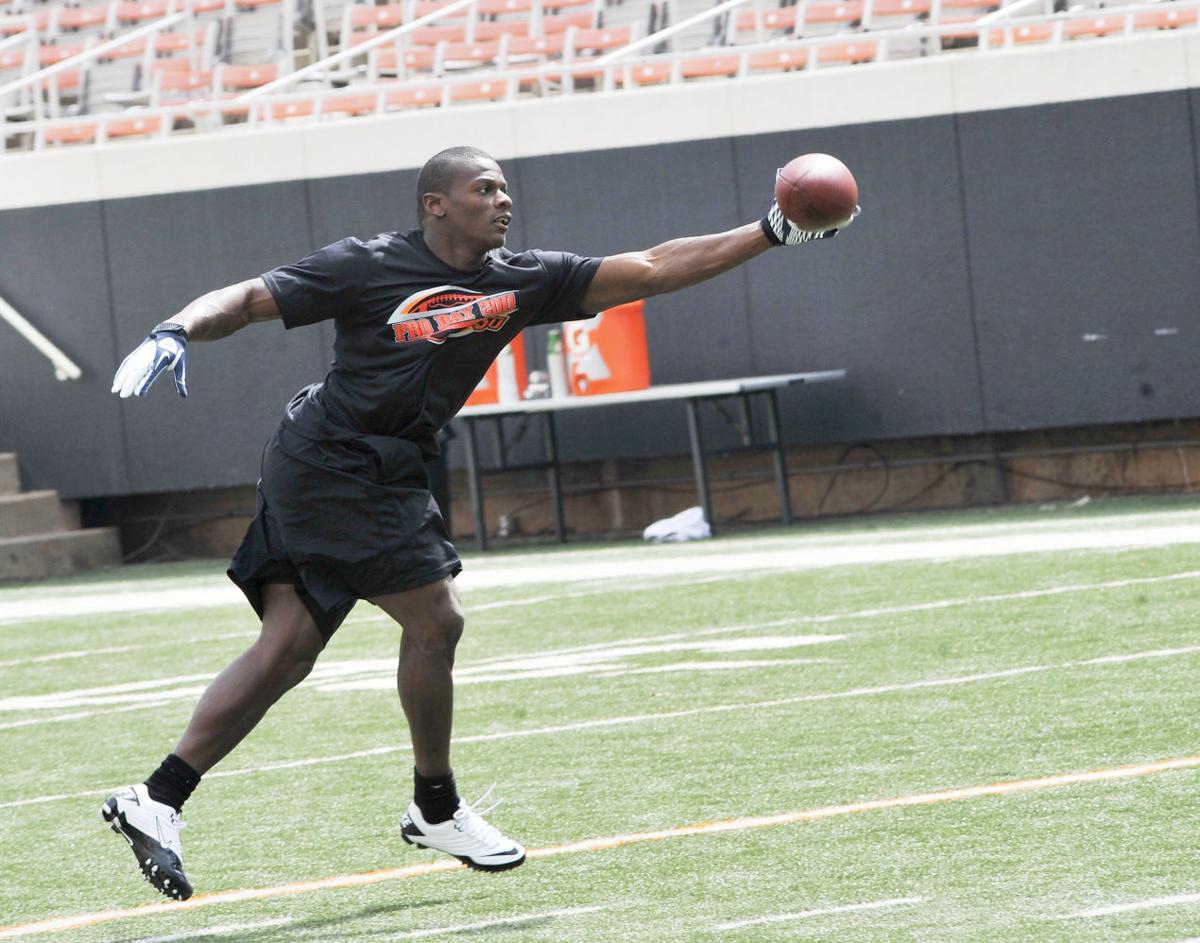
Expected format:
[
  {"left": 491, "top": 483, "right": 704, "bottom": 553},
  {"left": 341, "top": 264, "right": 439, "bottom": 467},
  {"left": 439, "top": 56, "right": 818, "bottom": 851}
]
[
  {"left": 462, "top": 418, "right": 488, "bottom": 551},
  {"left": 765, "top": 389, "right": 792, "bottom": 525},
  {"left": 543, "top": 412, "right": 566, "bottom": 543},
  {"left": 685, "top": 398, "right": 715, "bottom": 534}
]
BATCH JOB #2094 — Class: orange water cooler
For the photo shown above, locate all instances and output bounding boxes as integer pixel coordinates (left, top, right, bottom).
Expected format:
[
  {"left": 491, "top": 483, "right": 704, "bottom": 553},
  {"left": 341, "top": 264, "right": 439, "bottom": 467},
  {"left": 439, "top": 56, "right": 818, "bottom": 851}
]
[
  {"left": 465, "top": 335, "right": 528, "bottom": 406},
  {"left": 564, "top": 300, "right": 651, "bottom": 396}
]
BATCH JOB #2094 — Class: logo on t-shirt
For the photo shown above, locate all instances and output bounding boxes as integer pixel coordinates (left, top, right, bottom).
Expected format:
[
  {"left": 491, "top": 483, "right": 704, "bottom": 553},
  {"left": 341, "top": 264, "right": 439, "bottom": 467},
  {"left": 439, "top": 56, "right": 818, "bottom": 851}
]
[{"left": 387, "top": 286, "right": 518, "bottom": 345}]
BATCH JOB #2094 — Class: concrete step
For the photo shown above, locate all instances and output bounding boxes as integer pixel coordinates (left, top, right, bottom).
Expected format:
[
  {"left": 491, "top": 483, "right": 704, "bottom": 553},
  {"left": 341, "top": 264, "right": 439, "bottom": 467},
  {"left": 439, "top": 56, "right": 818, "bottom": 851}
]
[
  {"left": 0, "top": 491, "right": 80, "bottom": 539},
  {"left": 0, "top": 453, "right": 19, "bottom": 496},
  {"left": 0, "top": 528, "right": 122, "bottom": 583}
]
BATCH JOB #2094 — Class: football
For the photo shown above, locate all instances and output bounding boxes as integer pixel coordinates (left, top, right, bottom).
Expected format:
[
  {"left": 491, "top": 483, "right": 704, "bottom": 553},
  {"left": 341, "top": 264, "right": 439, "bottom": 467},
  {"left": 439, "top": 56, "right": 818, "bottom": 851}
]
[{"left": 774, "top": 153, "right": 859, "bottom": 232}]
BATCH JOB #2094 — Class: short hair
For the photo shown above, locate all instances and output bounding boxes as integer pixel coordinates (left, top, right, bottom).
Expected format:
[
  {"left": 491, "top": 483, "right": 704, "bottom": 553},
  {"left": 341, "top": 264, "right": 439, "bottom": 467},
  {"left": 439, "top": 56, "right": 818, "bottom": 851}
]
[{"left": 416, "top": 146, "right": 497, "bottom": 227}]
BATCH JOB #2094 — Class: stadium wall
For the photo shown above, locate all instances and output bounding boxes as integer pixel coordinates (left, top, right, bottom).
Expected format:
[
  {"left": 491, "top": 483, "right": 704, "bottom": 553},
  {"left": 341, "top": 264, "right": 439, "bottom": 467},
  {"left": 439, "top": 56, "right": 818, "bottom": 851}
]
[{"left": 1, "top": 32, "right": 1199, "bottom": 500}]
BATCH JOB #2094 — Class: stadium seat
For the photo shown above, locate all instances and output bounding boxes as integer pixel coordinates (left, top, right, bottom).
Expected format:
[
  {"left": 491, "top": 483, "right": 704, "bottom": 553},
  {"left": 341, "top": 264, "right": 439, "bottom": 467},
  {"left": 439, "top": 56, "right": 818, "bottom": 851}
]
[
  {"left": 540, "top": 10, "right": 593, "bottom": 33},
  {"left": 447, "top": 75, "right": 511, "bottom": 100},
  {"left": 52, "top": 3, "right": 112, "bottom": 34},
  {"left": 987, "top": 21, "right": 1055, "bottom": 45},
  {"left": 1134, "top": 6, "right": 1199, "bottom": 29},
  {"left": 372, "top": 43, "right": 437, "bottom": 76},
  {"left": 568, "top": 23, "right": 634, "bottom": 55},
  {"left": 410, "top": 23, "right": 469, "bottom": 44},
  {"left": 219, "top": 62, "right": 279, "bottom": 89},
  {"left": 618, "top": 59, "right": 671, "bottom": 85},
  {"left": 321, "top": 88, "right": 381, "bottom": 114},
  {"left": 746, "top": 43, "right": 809, "bottom": 71},
  {"left": 268, "top": 97, "right": 315, "bottom": 118},
  {"left": 1063, "top": 14, "right": 1126, "bottom": 38},
  {"left": 734, "top": 5, "right": 799, "bottom": 42},
  {"left": 542, "top": 0, "right": 594, "bottom": 11},
  {"left": 866, "top": 0, "right": 931, "bottom": 27},
  {"left": 441, "top": 38, "right": 501, "bottom": 68},
  {"left": 344, "top": 2, "right": 405, "bottom": 31},
  {"left": 43, "top": 120, "right": 97, "bottom": 144},
  {"left": 115, "top": 1, "right": 168, "bottom": 24},
  {"left": 474, "top": 17, "right": 531, "bottom": 39},
  {"left": 499, "top": 29, "right": 564, "bottom": 64},
  {"left": 680, "top": 52, "right": 740, "bottom": 79},
  {"left": 38, "top": 42, "right": 88, "bottom": 66},
  {"left": 105, "top": 114, "right": 162, "bottom": 137},
  {"left": 803, "top": 0, "right": 863, "bottom": 31},
  {"left": 384, "top": 80, "right": 443, "bottom": 106},
  {"left": 155, "top": 66, "right": 217, "bottom": 102},
  {"left": 816, "top": 37, "right": 877, "bottom": 63}
]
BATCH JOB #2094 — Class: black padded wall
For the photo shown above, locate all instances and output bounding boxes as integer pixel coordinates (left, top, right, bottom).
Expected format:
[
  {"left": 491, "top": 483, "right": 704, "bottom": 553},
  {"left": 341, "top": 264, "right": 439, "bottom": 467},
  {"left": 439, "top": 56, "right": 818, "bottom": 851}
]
[{"left": 3, "top": 90, "right": 1199, "bottom": 498}]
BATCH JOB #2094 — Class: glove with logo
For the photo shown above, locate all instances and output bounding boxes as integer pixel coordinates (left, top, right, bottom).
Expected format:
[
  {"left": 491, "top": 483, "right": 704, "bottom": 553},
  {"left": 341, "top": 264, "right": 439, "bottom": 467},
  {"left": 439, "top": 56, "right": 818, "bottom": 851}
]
[
  {"left": 111, "top": 322, "right": 189, "bottom": 399},
  {"left": 760, "top": 202, "right": 861, "bottom": 247}
]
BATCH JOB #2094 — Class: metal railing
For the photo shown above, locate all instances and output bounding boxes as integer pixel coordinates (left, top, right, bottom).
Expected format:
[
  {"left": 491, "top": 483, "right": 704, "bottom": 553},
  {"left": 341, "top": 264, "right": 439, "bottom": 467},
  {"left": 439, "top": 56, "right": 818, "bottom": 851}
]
[{"left": 0, "top": 293, "right": 82, "bottom": 381}]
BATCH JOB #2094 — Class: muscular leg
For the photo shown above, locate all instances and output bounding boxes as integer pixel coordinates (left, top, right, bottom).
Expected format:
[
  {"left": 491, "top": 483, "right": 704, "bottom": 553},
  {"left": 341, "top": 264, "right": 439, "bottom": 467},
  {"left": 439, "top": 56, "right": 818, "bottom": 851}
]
[
  {"left": 369, "top": 577, "right": 464, "bottom": 777},
  {"left": 174, "top": 582, "right": 326, "bottom": 774}
]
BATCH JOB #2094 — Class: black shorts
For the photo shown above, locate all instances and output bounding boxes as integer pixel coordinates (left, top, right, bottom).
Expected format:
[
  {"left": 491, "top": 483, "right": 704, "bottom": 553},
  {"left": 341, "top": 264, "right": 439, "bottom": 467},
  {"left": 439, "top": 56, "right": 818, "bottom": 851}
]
[{"left": 227, "top": 423, "right": 462, "bottom": 641}]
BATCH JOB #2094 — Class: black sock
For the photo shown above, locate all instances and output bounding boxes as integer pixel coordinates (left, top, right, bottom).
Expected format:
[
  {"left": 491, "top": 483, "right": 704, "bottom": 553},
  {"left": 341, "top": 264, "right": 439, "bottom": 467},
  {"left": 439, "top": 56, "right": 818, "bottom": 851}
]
[
  {"left": 144, "top": 754, "right": 202, "bottom": 813},
  {"left": 414, "top": 768, "right": 459, "bottom": 824}
]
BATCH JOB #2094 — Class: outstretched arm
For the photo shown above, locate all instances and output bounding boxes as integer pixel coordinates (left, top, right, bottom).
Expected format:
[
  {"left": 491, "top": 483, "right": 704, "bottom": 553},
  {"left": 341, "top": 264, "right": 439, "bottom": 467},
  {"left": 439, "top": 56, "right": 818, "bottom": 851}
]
[
  {"left": 111, "top": 278, "right": 280, "bottom": 398},
  {"left": 165, "top": 277, "right": 281, "bottom": 341},
  {"left": 581, "top": 222, "right": 771, "bottom": 313}
]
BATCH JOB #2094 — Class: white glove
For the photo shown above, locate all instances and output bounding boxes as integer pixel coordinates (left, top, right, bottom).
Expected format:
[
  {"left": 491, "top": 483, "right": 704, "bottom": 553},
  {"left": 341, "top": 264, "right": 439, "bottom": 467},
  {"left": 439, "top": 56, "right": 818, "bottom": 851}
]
[
  {"left": 761, "top": 201, "right": 860, "bottom": 246},
  {"left": 111, "top": 325, "right": 188, "bottom": 398}
]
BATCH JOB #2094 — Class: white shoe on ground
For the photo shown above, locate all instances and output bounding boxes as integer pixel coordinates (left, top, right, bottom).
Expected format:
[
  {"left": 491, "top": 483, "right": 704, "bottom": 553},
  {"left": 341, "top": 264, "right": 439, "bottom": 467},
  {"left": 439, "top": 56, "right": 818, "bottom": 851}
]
[
  {"left": 101, "top": 783, "right": 192, "bottom": 900},
  {"left": 402, "top": 795, "right": 526, "bottom": 872}
]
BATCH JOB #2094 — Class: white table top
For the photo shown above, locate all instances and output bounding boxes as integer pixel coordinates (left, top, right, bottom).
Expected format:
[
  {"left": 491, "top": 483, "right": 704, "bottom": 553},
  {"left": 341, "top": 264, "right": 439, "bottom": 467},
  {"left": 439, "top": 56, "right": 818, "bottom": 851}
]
[{"left": 455, "top": 370, "right": 847, "bottom": 418}]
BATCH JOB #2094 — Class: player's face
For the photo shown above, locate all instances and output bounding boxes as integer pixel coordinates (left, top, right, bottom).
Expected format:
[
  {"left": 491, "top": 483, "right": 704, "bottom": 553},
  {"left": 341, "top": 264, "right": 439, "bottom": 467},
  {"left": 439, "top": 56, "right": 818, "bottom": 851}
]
[{"left": 445, "top": 161, "right": 513, "bottom": 250}]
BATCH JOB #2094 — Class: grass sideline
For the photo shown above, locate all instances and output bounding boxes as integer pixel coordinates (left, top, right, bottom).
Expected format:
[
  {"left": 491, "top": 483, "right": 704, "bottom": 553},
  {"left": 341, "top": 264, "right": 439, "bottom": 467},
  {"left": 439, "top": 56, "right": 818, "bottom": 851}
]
[{"left": 1, "top": 496, "right": 1199, "bottom": 942}]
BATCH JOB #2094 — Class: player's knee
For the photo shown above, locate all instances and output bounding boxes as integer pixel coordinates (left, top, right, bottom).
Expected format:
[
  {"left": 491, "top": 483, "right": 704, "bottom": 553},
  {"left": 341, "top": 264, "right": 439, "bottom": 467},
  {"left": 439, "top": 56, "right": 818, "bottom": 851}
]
[
  {"left": 258, "top": 626, "right": 323, "bottom": 688},
  {"left": 405, "top": 607, "right": 464, "bottom": 659}
]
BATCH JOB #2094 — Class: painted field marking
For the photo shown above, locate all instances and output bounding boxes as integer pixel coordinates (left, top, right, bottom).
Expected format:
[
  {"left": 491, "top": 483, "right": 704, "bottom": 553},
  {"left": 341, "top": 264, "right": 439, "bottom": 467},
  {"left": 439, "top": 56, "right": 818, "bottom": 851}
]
[
  {"left": 5, "top": 642, "right": 1200, "bottom": 811},
  {"left": 388, "top": 905, "right": 603, "bottom": 940},
  {"left": 1069, "top": 892, "right": 1200, "bottom": 918},
  {"left": 0, "top": 632, "right": 254, "bottom": 671},
  {"left": 127, "top": 917, "right": 294, "bottom": 942},
  {"left": 715, "top": 896, "right": 925, "bottom": 929},
  {"left": 2, "top": 756, "right": 1198, "bottom": 940},
  {"left": 7, "top": 567, "right": 1198, "bottom": 725}
]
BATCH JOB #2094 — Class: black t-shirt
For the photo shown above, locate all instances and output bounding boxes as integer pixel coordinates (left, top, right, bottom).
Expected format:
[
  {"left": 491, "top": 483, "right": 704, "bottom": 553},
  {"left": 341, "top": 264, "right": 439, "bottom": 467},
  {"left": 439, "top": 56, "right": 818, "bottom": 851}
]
[{"left": 261, "top": 229, "right": 602, "bottom": 458}]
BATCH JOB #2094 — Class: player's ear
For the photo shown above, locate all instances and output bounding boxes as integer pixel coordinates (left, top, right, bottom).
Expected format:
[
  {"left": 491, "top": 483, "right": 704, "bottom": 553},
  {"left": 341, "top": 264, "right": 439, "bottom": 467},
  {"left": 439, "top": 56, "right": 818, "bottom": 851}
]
[{"left": 422, "top": 192, "right": 446, "bottom": 219}]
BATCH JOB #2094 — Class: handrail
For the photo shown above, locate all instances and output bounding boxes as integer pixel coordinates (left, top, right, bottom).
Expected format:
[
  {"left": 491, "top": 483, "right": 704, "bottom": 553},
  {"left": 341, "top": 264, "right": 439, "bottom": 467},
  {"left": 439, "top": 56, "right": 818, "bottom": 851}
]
[
  {"left": 0, "top": 293, "right": 82, "bottom": 381},
  {"left": 236, "top": 0, "right": 480, "bottom": 98},
  {"left": 591, "top": 0, "right": 750, "bottom": 65},
  {"left": 0, "top": 9, "right": 189, "bottom": 99},
  {"left": 979, "top": 0, "right": 1049, "bottom": 25}
]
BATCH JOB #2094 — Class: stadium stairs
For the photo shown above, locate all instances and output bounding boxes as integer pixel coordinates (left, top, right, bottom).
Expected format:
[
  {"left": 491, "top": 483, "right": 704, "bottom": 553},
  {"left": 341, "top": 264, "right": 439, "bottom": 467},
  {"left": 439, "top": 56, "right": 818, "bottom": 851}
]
[{"left": 0, "top": 451, "right": 122, "bottom": 581}]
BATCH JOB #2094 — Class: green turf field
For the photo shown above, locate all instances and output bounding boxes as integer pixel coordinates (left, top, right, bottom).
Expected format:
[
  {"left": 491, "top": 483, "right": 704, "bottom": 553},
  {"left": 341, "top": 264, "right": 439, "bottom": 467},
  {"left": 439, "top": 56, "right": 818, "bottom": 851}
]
[{"left": 2, "top": 497, "right": 1199, "bottom": 942}]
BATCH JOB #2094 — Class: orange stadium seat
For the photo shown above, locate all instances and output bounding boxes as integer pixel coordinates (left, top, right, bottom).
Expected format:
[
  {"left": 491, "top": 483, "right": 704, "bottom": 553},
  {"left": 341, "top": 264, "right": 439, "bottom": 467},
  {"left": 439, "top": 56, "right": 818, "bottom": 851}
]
[
  {"left": 410, "top": 23, "right": 469, "bottom": 44},
  {"left": 747, "top": 43, "right": 809, "bottom": 71},
  {"left": 154, "top": 27, "right": 211, "bottom": 55},
  {"left": 268, "top": 98, "right": 315, "bottom": 119},
  {"left": 385, "top": 81, "right": 444, "bottom": 107},
  {"left": 441, "top": 38, "right": 501, "bottom": 67},
  {"left": 734, "top": 5, "right": 799, "bottom": 41},
  {"left": 54, "top": 4, "right": 112, "bottom": 32},
  {"left": 220, "top": 62, "right": 278, "bottom": 89},
  {"left": 816, "top": 37, "right": 877, "bottom": 62},
  {"left": 346, "top": 3, "right": 405, "bottom": 29},
  {"left": 477, "top": 0, "right": 533, "bottom": 14},
  {"left": 541, "top": 10, "right": 593, "bottom": 33},
  {"left": 44, "top": 120, "right": 98, "bottom": 144},
  {"left": 988, "top": 21, "right": 1054, "bottom": 45},
  {"left": 411, "top": 0, "right": 470, "bottom": 17},
  {"left": 475, "top": 18, "right": 531, "bottom": 39},
  {"left": 115, "top": 0, "right": 168, "bottom": 23},
  {"left": 38, "top": 42, "right": 87, "bottom": 66},
  {"left": 106, "top": 114, "right": 162, "bottom": 138},
  {"left": 680, "top": 52, "right": 740, "bottom": 79},
  {"left": 619, "top": 59, "right": 671, "bottom": 85},
  {"left": 373, "top": 44, "right": 438, "bottom": 75},
  {"left": 1063, "top": 14, "right": 1126, "bottom": 38},
  {"left": 1135, "top": 6, "right": 1199, "bottom": 29},
  {"left": 447, "top": 75, "right": 511, "bottom": 101},
  {"left": 156, "top": 67, "right": 216, "bottom": 101},
  {"left": 804, "top": 0, "right": 863, "bottom": 29},
  {"left": 569, "top": 24, "right": 633, "bottom": 54},
  {"left": 321, "top": 90, "right": 382, "bottom": 115}
]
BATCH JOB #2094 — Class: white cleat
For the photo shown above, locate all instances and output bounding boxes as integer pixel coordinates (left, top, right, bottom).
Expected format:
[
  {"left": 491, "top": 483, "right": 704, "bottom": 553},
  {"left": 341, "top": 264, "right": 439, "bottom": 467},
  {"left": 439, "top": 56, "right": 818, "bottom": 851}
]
[
  {"left": 101, "top": 784, "right": 192, "bottom": 900},
  {"left": 401, "top": 794, "right": 526, "bottom": 872}
]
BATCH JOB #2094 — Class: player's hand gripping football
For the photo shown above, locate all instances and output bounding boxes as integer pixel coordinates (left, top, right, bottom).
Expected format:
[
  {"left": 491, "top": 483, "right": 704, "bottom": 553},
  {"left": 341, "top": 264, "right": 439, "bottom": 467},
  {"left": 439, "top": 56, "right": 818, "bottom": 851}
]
[
  {"left": 760, "top": 201, "right": 861, "bottom": 247},
  {"left": 111, "top": 323, "right": 189, "bottom": 398}
]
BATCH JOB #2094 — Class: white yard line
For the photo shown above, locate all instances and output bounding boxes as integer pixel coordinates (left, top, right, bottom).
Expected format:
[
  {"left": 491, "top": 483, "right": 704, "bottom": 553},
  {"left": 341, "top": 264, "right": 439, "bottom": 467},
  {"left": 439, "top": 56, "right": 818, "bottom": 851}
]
[
  {"left": 387, "top": 906, "right": 603, "bottom": 940},
  {"left": 2, "top": 515, "right": 1199, "bottom": 624},
  {"left": 716, "top": 896, "right": 925, "bottom": 929},
  {"left": 1069, "top": 892, "right": 1200, "bottom": 918},
  {"left": 5, "top": 642, "right": 1199, "bottom": 812},
  {"left": 0, "top": 632, "right": 254, "bottom": 670},
  {"left": 3, "top": 756, "right": 1198, "bottom": 940}
]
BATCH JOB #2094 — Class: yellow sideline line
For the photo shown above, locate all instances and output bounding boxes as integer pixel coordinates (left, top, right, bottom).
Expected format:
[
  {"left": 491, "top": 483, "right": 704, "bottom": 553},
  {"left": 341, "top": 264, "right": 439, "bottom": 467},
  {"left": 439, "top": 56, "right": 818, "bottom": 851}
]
[{"left": 3, "top": 754, "right": 1199, "bottom": 940}]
